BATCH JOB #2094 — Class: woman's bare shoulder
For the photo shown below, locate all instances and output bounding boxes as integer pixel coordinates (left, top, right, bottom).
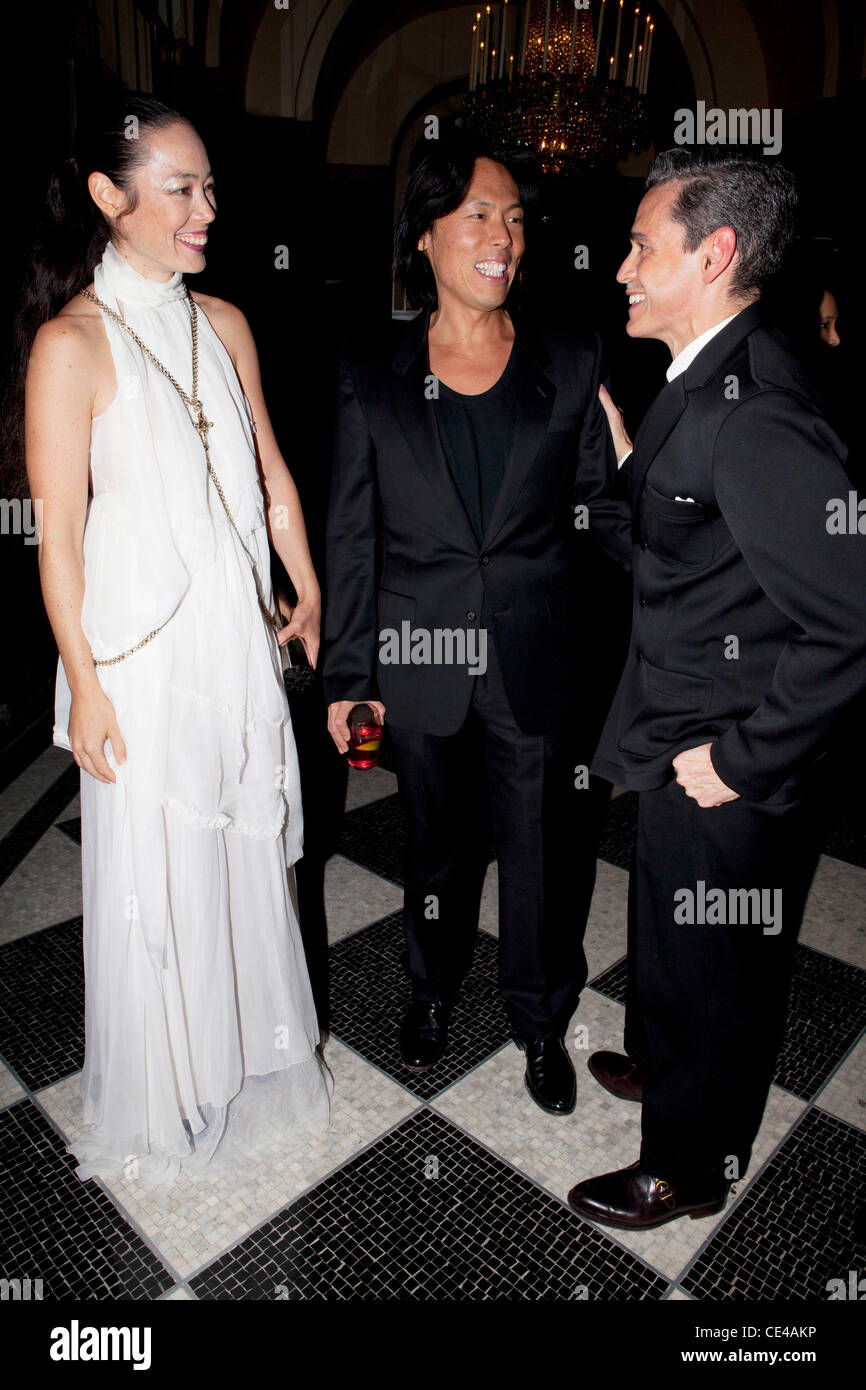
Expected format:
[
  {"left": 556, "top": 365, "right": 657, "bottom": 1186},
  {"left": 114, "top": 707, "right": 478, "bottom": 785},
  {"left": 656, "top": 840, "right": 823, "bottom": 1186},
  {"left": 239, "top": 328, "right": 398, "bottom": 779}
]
[
  {"left": 190, "top": 291, "right": 252, "bottom": 361},
  {"left": 29, "top": 292, "right": 114, "bottom": 418},
  {"left": 35, "top": 290, "right": 105, "bottom": 355}
]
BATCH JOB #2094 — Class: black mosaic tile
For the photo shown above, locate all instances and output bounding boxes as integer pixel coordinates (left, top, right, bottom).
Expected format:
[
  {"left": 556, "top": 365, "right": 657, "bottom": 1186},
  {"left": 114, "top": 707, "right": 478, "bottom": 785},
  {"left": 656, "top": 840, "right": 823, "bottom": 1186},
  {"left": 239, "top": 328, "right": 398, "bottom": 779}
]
[
  {"left": 329, "top": 910, "right": 510, "bottom": 1099},
  {"left": 337, "top": 793, "right": 407, "bottom": 886},
  {"left": 596, "top": 790, "right": 638, "bottom": 872},
  {"left": 0, "top": 764, "right": 79, "bottom": 886},
  {"left": 682, "top": 1108, "right": 866, "bottom": 1300},
  {"left": 55, "top": 817, "right": 81, "bottom": 846},
  {"left": 774, "top": 946, "right": 866, "bottom": 1100},
  {"left": 588, "top": 955, "right": 628, "bottom": 1004},
  {"left": 587, "top": 944, "right": 865, "bottom": 1101},
  {"left": 0, "top": 916, "right": 84, "bottom": 1090},
  {"left": 0, "top": 1098, "right": 173, "bottom": 1300},
  {"left": 337, "top": 791, "right": 496, "bottom": 889},
  {"left": 190, "top": 1107, "right": 667, "bottom": 1300}
]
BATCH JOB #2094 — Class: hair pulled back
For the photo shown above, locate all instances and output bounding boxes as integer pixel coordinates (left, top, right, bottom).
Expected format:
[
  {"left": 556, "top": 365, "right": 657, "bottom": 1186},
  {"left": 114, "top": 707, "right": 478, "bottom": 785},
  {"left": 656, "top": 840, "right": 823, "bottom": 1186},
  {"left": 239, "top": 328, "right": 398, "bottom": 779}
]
[{"left": 2, "top": 94, "right": 188, "bottom": 495}]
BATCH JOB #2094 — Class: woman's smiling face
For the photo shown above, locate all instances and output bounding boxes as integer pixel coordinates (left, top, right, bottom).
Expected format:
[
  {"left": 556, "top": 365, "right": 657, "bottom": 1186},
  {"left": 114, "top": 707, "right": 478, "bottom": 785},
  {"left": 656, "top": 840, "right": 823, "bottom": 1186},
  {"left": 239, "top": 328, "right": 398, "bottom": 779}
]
[{"left": 96, "top": 121, "right": 216, "bottom": 281}]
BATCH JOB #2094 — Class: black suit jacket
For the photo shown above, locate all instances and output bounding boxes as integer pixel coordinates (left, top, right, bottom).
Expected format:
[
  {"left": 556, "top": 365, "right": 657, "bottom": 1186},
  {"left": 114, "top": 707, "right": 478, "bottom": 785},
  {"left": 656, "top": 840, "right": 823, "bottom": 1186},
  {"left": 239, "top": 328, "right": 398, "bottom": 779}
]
[
  {"left": 322, "top": 308, "right": 629, "bottom": 736},
  {"left": 592, "top": 304, "right": 866, "bottom": 801}
]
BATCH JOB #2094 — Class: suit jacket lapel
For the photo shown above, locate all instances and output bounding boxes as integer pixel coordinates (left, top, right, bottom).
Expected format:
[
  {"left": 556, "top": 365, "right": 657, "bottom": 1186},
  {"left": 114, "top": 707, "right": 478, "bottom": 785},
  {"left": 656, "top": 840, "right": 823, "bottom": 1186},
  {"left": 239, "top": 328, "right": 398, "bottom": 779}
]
[
  {"left": 628, "top": 375, "right": 688, "bottom": 500},
  {"left": 390, "top": 307, "right": 557, "bottom": 552},
  {"left": 481, "top": 322, "right": 556, "bottom": 548},
  {"left": 628, "top": 303, "right": 765, "bottom": 500},
  {"left": 390, "top": 311, "right": 480, "bottom": 548}
]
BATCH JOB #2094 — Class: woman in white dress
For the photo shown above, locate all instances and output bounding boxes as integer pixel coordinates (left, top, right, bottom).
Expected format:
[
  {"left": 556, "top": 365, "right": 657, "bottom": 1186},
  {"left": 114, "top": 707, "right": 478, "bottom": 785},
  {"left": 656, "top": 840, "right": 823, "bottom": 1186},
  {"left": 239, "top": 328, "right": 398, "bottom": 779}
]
[{"left": 24, "top": 97, "right": 331, "bottom": 1182}]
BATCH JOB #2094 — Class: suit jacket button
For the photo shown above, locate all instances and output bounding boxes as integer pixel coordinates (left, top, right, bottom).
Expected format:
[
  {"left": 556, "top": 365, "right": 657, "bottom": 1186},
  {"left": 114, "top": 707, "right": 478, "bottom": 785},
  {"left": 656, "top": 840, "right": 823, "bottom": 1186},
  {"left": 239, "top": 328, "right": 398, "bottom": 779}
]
[
  {"left": 635, "top": 650, "right": 643, "bottom": 661},
  {"left": 467, "top": 610, "right": 477, "bottom": 621},
  {"left": 639, "top": 596, "right": 647, "bottom": 608},
  {"left": 480, "top": 555, "right": 490, "bottom": 565},
  {"left": 640, "top": 540, "right": 647, "bottom": 551}
]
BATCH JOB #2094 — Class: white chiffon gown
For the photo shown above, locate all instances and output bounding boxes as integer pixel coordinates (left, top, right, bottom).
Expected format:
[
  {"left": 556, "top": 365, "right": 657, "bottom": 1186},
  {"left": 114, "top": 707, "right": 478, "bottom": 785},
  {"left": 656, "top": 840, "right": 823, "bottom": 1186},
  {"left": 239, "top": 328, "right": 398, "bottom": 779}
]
[{"left": 53, "top": 242, "right": 332, "bottom": 1184}]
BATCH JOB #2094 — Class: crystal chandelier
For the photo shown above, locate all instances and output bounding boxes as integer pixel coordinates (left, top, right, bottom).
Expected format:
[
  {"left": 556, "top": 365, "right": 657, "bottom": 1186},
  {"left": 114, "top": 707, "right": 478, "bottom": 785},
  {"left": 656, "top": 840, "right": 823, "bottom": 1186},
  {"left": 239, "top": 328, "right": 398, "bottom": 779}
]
[{"left": 462, "top": 0, "right": 653, "bottom": 176}]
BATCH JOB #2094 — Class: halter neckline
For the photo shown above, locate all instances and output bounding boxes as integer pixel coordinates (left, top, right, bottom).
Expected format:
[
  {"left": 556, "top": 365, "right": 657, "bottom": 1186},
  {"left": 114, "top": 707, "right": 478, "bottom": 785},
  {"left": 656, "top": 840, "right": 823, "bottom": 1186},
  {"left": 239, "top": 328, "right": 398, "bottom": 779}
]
[{"left": 99, "top": 241, "right": 188, "bottom": 309}]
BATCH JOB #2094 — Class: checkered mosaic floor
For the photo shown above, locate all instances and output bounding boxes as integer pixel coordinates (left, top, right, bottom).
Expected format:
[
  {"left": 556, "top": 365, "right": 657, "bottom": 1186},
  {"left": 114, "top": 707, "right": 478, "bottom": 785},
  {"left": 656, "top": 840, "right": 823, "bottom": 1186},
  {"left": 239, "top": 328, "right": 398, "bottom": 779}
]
[{"left": 1, "top": 729, "right": 864, "bottom": 1302}]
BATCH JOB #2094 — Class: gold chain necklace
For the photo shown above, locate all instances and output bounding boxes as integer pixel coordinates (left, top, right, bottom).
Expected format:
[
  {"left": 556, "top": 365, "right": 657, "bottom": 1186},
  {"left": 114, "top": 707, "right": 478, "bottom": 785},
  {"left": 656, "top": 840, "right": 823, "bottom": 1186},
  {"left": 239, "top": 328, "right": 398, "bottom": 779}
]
[{"left": 82, "top": 286, "right": 276, "bottom": 666}]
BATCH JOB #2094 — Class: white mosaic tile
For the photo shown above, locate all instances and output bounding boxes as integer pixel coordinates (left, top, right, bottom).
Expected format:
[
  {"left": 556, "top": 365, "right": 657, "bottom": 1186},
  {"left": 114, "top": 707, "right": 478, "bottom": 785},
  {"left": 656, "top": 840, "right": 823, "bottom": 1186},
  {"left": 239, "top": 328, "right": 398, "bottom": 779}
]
[
  {"left": 799, "top": 854, "right": 866, "bottom": 968},
  {"left": 666, "top": 1285, "right": 695, "bottom": 1300},
  {"left": 433, "top": 989, "right": 806, "bottom": 1282},
  {"left": 0, "top": 1061, "right": 26, "bottom": 1109},
  {"left": 344, "top": 765, "right": 398, "bottom": 811},
  {"left": 324, "top": 854, "right": 403, "bottom": 942},
  {"left": 0, "top": 746, "right": 74, "bottom": 839},
  {"left": 478, "top": 859, "right": 628, "bottom": 980},
  {"left": 37, "top": 1038, "right": 418, "bottom": 1280},
  {"left": 583, "top": 860, "right": 629, "bottom": 979},
  {"left": 478, "top": 862, "right": 499, "bottom": 937},
  {"left": 813, "top": 1034, "right": 866, "bottom": 1131},
  {"left": 160, "top": 1285, "right": 195, "bottom": 1300},
  {"left": 0, "top": 829, "right": 82, "bottom": 944}
]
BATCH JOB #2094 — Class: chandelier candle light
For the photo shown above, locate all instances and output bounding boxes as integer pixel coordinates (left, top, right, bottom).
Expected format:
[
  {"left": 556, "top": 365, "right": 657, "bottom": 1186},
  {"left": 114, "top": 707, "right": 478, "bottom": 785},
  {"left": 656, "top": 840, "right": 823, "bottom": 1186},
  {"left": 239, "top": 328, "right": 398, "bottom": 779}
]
[{"left": 464, "top": 0, "right": 652, "bottom": 175}]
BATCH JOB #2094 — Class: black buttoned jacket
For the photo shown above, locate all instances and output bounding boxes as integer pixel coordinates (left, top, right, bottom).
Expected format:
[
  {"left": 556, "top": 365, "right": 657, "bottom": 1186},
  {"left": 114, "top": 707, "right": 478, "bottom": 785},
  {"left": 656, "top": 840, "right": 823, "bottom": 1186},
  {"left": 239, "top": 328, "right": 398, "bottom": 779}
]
[
  {"left": 592, "top": 304, "right": 866, "bottom": 801},
  {"left": 322, "top": 308, "right": 629, "bottom": 736}
]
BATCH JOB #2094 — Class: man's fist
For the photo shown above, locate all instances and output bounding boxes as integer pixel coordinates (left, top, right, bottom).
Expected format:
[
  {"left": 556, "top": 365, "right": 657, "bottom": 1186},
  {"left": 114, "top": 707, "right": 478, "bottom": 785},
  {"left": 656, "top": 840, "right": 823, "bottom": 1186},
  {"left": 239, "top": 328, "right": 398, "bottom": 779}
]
[{"left": 672, "top": 743, "right": 740, "bottom": 808}]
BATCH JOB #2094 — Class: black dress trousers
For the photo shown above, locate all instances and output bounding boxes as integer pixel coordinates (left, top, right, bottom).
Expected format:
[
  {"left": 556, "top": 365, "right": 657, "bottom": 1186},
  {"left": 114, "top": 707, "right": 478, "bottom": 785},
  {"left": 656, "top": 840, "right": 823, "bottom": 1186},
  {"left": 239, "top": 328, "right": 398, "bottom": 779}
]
[
  {"left": 387, "top": 633, "right": 594, "bottom": 1039},
  {"left": 624, "top": 775, "right": 821, "bottom": 1184}
]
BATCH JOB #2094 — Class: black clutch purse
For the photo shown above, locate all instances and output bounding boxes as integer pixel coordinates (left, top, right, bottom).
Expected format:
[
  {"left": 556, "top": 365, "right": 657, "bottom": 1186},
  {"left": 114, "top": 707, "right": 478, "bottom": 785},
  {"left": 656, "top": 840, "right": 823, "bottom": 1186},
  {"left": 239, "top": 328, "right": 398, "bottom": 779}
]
[{"left": 281, "top": 635, "right": 316, "bottom": 697}]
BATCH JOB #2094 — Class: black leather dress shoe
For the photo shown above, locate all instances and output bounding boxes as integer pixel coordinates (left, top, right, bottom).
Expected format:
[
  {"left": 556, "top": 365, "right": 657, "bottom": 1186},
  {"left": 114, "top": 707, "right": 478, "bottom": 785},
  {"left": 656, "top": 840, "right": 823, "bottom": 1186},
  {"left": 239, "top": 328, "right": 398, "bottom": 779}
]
[
  {"left": 567, "top": 1160, "right": 729, "bottom": 1230},
  {"left": 516, "top": 1036, "right": 577, "bottom": 1115},
  {"left": 587, "top": 1050, "right": 646, "bottom": 1103},
  {"left": 398, "top": 1001, "right": 450, "bottom": 1070}
]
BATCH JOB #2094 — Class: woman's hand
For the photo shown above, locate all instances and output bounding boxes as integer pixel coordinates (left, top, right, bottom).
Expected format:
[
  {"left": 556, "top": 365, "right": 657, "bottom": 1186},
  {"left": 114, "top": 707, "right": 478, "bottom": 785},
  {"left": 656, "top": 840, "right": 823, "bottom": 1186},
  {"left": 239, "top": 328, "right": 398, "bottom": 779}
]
[
  {"left": 68, "top": 688, "right": 127, "bottom": 784},
  {"left": 598, "top": 384, "right": 634, "bottom": 465},
  {"left": 276, "top": 592, "right": 321, "bottom": 670}
]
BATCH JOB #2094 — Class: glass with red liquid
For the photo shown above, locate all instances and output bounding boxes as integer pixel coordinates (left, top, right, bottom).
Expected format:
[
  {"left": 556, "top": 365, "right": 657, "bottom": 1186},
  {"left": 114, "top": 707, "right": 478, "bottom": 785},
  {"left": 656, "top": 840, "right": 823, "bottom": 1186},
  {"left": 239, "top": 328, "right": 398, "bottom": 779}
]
[{"left": 347, "top": 703, "right": 382, "bottom": 770}]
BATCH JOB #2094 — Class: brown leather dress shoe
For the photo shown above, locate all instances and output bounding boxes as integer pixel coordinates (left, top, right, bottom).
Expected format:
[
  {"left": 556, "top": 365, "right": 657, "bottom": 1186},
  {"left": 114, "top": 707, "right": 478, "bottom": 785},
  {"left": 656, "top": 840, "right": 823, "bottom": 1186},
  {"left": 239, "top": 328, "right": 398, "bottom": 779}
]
[
  {"left": 587, "top": 1050, "right": 646, "bottom": 1102},
  {"left": 567, "top": 1160, "right": 729, "bottom": 1230}
]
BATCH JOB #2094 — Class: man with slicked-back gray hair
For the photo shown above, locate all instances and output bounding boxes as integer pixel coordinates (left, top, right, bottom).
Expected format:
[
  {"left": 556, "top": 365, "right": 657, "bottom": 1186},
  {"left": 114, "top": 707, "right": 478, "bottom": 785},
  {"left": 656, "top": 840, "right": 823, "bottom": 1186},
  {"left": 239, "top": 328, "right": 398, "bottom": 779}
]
[{"left": 568, "top": 148, "right": 866, "bottom": 1230}]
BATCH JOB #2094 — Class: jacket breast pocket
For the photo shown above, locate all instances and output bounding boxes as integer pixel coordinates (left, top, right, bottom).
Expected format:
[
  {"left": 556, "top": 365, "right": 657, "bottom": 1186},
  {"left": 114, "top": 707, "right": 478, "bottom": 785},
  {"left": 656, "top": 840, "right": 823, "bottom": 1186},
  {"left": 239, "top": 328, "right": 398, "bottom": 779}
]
[{"left": 643, "top": 484, "right": 714, "bottom": 567}]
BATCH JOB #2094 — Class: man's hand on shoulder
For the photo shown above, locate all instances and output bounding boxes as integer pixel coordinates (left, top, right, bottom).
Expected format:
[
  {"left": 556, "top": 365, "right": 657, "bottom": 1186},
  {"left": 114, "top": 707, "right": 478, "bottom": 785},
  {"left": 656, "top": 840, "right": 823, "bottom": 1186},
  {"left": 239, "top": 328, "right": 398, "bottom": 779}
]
[
  {"left": 672, "top": 743, "right": 740, "bottom": 808},
  {"left": 598, "top": 384, "right": 633, "bottom": 466}
]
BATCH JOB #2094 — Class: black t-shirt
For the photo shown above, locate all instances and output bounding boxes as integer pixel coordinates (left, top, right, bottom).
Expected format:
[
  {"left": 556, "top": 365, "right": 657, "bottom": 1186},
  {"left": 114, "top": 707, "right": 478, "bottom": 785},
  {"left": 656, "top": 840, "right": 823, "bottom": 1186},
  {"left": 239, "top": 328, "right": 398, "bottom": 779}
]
[{"left": 431, "top": 345, "right": 517, "bottom": 542}]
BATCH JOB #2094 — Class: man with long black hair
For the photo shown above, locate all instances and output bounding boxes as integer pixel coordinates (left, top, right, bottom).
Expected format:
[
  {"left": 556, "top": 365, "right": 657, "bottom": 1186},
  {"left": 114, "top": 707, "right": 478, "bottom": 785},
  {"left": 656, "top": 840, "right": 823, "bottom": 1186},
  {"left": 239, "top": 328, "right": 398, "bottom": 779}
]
[{"left": 323, "top": 132, "right": 628, "bottom": 1112}]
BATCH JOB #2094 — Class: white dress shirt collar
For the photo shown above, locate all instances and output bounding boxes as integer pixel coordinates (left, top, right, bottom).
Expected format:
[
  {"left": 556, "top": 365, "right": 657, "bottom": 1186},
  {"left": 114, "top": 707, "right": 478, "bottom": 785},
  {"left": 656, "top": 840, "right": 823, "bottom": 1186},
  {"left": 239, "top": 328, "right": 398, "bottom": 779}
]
[{"left": 665, "top": 311, "right": 741, "bottom": 382}]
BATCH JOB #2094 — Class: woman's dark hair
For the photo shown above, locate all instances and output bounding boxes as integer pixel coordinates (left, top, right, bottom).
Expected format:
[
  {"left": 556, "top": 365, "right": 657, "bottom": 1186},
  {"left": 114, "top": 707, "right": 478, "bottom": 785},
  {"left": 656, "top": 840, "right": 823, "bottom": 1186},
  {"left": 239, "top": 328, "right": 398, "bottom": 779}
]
[
  {"left": 394, "top": 128, "right": 541, "bottom": 310},
  {"left": 2, "top": 94, "right": 190, "bottom": 496},
  {"left": 645, "top": 147, "right": 798, "bottom": 301}
]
